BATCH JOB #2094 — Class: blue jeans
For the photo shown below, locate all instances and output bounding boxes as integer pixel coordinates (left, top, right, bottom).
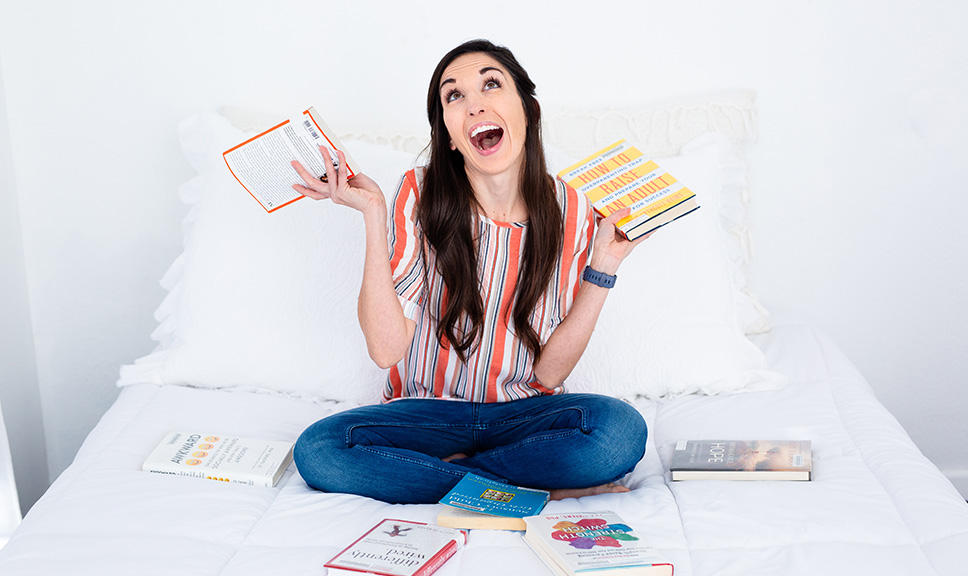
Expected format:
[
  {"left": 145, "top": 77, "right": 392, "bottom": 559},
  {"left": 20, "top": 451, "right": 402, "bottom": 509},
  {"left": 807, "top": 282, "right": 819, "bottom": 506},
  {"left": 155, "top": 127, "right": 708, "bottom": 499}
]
[{"left": 293, "top": 393, "right": 647, "bottom": 504}]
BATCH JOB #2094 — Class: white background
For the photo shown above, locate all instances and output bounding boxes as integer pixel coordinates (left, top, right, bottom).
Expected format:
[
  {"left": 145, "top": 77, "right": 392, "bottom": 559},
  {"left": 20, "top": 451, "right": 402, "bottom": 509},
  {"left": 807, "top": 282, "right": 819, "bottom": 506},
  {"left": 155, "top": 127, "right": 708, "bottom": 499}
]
[{"left": 0, "top": 0, "right": 966, "bottom": 513}]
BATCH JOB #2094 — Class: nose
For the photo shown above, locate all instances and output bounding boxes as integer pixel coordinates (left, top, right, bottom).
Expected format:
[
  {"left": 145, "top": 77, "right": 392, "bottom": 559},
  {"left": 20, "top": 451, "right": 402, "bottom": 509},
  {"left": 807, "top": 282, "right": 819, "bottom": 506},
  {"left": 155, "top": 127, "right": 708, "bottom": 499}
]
[{"left": 465, "top": 93, "right": 485, "bottom": 116}]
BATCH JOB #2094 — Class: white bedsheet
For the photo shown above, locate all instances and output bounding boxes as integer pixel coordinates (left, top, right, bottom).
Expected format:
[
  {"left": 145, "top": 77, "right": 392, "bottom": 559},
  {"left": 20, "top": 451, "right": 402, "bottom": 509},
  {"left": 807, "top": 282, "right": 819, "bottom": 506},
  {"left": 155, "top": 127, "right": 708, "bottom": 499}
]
[{"left": 1, "top": 323, "right": 966, "bottom": 575}]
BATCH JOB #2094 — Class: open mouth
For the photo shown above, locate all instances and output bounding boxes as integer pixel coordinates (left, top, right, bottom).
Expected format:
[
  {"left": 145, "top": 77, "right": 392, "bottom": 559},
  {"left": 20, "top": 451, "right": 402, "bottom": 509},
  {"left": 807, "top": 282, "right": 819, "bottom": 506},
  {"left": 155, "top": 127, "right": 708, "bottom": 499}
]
[{"left": 470, "top": 124, "right": 504, "bottom": 152}]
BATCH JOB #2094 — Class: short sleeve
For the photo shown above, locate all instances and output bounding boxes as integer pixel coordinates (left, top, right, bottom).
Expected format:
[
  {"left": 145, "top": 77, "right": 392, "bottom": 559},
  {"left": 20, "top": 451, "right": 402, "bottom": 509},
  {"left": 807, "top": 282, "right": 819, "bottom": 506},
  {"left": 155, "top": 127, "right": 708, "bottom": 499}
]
[
  {"left": 563, "top": 181, "right": 595, "bottom": 308},
  {"left": 388, "top": 169, "right": 425, "bottom": 320},
  {"left": 539, "top": 180, "right": 596, "bottom": 342}
]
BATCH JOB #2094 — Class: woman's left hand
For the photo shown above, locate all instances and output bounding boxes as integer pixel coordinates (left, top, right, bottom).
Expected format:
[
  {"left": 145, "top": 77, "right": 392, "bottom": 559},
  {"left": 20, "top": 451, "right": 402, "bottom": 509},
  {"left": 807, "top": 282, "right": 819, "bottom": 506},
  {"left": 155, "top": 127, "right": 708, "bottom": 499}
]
[{"left": 588, "top": 207, "right": 650, "bottom": 275}]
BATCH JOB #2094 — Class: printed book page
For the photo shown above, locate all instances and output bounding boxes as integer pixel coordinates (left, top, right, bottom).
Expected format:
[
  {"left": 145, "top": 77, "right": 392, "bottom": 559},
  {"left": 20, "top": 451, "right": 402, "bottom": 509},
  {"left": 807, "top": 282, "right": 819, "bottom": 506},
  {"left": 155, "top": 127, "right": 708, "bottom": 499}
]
[{"left": 223, "top": 107, "right": 358, "bottom": 213}]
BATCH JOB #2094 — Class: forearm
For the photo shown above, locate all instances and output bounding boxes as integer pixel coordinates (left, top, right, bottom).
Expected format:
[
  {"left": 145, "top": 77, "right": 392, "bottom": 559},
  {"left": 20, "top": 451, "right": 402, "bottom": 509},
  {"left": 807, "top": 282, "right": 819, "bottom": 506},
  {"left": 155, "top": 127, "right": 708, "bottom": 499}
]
[
  {"left": 531, "top": 244, "right": 628, "bottom": 388},
  {"left": 357, "top": 205, "right": 414, "bottom": 368},
  {"left": 534, "top": 204, "right": 650, "bottom": 388},
  {"left": 531, "top": 279, "right": 610, "bottom": 389}
]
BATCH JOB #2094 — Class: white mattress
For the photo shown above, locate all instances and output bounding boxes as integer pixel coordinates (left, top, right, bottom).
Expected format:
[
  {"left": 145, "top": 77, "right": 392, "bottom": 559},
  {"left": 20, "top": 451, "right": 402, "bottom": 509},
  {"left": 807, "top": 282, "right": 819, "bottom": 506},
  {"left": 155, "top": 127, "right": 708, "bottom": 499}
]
[{"left": 1, "top": 323, "right": 966, "bottom": 575}]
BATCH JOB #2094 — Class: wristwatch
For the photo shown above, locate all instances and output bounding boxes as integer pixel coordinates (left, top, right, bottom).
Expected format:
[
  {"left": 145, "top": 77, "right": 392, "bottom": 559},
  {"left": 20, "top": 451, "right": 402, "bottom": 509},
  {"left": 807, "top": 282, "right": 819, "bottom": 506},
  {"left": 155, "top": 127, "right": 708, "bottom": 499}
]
[{"left": 582, "top": 266, "right": 616, "bottom": 289}]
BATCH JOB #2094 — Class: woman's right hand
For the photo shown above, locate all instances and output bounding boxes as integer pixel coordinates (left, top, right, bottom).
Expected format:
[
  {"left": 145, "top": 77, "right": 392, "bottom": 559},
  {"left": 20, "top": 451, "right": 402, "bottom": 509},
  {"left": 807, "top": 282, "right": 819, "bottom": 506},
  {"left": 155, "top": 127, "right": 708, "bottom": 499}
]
[{"left": 291, "top": 146, "right": 385, "bottom": 216}]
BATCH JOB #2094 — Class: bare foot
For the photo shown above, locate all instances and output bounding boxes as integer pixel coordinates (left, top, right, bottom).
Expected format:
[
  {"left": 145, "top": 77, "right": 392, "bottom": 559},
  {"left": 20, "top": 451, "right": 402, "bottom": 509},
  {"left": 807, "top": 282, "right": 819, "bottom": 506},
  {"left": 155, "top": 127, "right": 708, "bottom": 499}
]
[
  {"left": 442, "top": 453, "right": 469, "bottom": 462},
  {"left": 549, "top": 483, "right": 630, "bottom": 501}
]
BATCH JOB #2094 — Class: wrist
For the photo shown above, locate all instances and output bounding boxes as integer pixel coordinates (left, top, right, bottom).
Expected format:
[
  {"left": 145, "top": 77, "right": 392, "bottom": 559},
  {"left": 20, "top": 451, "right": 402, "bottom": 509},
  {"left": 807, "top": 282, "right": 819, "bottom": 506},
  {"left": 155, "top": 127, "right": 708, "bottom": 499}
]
[
  {"left": 362, "top": 197, "right": 388, "bottom": 224},
  {"left": 582, "top": 265, "right": 617, "bottom": 289},
  {"left": 588, "top": 253, "right": 621, "bottom": 276}
]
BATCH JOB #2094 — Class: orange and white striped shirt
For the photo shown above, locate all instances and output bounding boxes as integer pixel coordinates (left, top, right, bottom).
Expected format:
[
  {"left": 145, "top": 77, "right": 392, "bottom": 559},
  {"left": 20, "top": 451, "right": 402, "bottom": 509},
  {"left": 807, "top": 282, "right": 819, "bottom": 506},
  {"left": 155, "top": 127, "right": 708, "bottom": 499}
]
[{"left": 385, "top": 168, "right": 595, "bottom": 403}]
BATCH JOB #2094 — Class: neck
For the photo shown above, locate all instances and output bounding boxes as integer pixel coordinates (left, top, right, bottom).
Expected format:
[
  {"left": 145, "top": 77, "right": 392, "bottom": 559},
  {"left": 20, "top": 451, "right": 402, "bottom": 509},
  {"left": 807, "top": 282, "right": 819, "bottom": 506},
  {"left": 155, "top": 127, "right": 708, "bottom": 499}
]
[{"left": 466, "top": 164, "right": 528, "bottom": 223}]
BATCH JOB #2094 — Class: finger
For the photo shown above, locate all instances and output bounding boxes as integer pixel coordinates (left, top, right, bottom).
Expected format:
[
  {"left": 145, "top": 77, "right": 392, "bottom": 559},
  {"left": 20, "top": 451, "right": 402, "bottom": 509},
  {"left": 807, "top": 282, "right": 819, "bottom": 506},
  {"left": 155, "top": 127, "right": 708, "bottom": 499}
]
[
  {"left": 290, "top": 161, "right": 328, "bottom": 199},
  {"left": 290, "top": 159, "right": 322, "bottom": 188},
  {"left": 336, "top": 149, "right": 349, "bottom": 184},
  {"left": 292, "top": 182, "right": 329, "bottom": 200},
  {"left": 319, "top": 145, "right": 339, "bottom": 185},
  {"left": 599, "top": 206, "right": 632, "bottom": 228}
]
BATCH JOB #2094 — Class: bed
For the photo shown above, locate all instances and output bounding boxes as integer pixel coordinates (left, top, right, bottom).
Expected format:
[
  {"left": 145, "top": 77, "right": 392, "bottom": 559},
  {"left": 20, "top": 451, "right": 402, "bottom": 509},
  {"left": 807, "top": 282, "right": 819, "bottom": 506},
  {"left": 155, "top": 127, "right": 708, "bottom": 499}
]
[{"left": 1, "top": 94, "right": 965, "bottom": 576}]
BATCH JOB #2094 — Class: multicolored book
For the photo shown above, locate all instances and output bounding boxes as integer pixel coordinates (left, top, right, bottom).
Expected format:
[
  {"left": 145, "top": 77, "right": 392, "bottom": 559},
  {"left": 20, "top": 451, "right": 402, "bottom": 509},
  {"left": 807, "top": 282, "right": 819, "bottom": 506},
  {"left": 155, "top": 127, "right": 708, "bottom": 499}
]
[
  {"left": 670, "top": 439, "right": 812, "bottom": 481},
  {"left": 325, "top": 518, "right": 466, "bottom": 576},
  {"left": 523, "top": 510, "right": 673, "bottom": 575},
  {"left": 557, "top": 140, "right": 698, "bottom": 241},
  {"left": 436, "top": 473, "right": 549, "bottom": 531}
]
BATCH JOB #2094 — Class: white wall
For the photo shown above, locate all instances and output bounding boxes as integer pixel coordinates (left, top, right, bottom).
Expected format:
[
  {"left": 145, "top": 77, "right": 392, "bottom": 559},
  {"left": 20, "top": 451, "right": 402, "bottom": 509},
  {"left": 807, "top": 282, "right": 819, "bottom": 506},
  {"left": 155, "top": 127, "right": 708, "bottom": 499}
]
[
  {"left": 0, "top": 45, "right": 49, "bottom": 514},
  {"left": 0, "top": 0, "right": 965, "bottom": 502}
]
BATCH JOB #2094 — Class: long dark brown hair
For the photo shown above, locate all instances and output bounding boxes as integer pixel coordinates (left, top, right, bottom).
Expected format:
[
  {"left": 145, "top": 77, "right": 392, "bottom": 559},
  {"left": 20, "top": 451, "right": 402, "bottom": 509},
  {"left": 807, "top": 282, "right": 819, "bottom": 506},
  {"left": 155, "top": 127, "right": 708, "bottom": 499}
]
[{"left": 420, "top": 39, "right": 563, "bottom": 363}]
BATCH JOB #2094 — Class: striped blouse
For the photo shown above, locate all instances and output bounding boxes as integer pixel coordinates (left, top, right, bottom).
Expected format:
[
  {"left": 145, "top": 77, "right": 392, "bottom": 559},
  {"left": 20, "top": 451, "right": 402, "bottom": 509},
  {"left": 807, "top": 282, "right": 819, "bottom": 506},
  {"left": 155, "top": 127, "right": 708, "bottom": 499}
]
[{"left": 384, "top": 168, "right": 595, "bottom": 403}]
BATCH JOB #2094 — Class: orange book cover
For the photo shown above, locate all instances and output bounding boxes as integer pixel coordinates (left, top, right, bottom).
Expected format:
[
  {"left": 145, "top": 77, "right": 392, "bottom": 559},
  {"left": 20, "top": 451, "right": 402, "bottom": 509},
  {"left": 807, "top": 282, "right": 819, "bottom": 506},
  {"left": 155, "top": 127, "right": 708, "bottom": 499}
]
[{"left": 223, "top": 106, "right": 360, "bottom": 213}]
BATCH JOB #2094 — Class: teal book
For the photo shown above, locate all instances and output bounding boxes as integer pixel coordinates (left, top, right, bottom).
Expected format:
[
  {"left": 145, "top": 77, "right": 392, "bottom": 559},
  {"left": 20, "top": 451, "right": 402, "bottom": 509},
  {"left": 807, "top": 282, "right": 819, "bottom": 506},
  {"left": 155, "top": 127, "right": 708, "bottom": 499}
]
[{"left": 439, "top": 473, "right": 549, "bottom": 519}]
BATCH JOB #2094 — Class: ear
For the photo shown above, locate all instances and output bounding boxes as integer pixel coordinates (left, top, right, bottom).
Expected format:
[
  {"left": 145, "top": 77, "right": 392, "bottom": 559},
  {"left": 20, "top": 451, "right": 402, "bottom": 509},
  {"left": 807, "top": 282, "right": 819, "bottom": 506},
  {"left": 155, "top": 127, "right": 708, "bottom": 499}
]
[{"left": 449, "top": 140, "right": 456, "bottom": 151}]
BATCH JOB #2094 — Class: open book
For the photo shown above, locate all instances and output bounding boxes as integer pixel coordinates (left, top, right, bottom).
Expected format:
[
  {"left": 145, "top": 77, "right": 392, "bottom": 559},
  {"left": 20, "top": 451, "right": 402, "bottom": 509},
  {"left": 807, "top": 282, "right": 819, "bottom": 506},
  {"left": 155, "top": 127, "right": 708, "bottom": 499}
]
[{"left": 223, "top": 107, "right": 360, "bottom": 212}]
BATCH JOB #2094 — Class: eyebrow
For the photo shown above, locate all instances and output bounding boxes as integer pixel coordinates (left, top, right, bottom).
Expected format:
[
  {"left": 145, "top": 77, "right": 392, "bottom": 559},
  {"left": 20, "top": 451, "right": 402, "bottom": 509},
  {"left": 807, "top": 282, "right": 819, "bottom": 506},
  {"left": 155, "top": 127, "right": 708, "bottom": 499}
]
[{"left": 439, "top": 66, "right": 506, "bottom": 92}]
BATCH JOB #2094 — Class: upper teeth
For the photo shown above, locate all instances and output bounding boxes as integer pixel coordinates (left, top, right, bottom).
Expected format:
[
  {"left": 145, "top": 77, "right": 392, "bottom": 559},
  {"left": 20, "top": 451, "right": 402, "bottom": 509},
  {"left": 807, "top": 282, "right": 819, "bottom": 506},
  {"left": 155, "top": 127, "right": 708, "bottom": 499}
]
[{"left": 471, "top": 124, "right": 500, "bottom": 138}]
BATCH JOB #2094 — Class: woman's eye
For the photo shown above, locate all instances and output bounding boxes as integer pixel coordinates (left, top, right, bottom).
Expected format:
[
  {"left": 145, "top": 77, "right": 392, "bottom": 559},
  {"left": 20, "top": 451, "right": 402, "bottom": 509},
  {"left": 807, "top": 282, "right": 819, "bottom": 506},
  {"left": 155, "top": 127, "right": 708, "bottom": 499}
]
[
  {"left": 484, "top": 79, "right": 500, "bottom": 90},
  {"left": 446, "top": 90, "right": 462, "bottom": 103}
]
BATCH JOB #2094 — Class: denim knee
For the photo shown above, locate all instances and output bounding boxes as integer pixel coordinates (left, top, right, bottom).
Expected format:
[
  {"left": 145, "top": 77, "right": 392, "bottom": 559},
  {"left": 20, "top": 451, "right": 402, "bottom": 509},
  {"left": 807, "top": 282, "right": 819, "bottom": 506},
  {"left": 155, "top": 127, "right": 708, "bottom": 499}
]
[
  {"left": 571, "top": 394, "right": 648, "bottom": 482},
  {"left": 293, "top": 415, "right": 345, "bottom": 492}
]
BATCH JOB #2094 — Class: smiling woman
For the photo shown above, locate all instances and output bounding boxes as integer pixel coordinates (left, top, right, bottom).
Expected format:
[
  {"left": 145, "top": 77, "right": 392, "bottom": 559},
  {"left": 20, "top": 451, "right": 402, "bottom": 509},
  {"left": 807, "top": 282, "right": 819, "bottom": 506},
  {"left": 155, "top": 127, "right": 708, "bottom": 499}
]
[
  {"left": 422, "top": 42, "right": 556, "bottom": 363},
  {"left": 438, "top": 54, "right": 528, "bottom": 185},
  {"left": 291, "top": 39, "right": 650, "bottom": 504}
]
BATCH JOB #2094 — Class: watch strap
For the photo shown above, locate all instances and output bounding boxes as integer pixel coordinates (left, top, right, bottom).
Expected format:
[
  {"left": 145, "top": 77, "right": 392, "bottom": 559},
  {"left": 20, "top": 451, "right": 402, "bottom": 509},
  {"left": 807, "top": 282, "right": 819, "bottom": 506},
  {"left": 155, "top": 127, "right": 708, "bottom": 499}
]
[{"left": 582, "top": 265, "right": 616, "bottom": 289}]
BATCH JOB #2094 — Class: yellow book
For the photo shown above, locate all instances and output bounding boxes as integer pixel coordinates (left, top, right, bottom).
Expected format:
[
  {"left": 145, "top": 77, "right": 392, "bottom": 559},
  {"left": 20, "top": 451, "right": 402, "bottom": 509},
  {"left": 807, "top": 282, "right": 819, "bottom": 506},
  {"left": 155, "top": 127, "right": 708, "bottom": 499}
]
[
  {"left": 557, "top": 140, "right": 699, "bottom": 241},
  {"left": 436, "top": 504, "right": 527, "bottom": 531}
]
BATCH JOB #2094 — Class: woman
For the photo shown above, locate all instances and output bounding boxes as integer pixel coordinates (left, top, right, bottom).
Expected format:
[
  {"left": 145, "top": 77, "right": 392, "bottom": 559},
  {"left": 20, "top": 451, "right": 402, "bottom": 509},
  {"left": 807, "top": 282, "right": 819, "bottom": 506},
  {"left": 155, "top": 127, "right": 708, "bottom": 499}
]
[{"left": 291, "top": 39, "right": 648, "bottom": 504}]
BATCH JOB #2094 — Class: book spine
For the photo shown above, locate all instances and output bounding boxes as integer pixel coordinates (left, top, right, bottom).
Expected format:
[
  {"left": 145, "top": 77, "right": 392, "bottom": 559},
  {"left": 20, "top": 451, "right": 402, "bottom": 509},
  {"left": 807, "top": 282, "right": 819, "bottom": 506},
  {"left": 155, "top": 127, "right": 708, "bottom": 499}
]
[
  {"left": 305, "top": 107, "right": 361, "bottom": 176},
  {"left": 143, "top": 466, "right": 267, "bottom": 487},
  {"left": 413, "top": 539, "right": 460, "bottom": 576}
]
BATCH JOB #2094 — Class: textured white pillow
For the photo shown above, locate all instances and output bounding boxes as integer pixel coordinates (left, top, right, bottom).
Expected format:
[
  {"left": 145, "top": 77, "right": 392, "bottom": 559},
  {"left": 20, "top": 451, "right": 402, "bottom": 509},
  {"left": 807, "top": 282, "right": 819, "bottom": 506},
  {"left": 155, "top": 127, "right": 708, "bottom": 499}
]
[
  {"left": 564, "top": 133, "right": 784, "bottom": 399},
  {"left": 120, "top": 101, "right": 778, "bottom": 404},
  {"left": 119, "top": 111, "right": 417, "bottom": 404},
  {"left": 543, "top": 93, "right": 770, "bottom": 335}
]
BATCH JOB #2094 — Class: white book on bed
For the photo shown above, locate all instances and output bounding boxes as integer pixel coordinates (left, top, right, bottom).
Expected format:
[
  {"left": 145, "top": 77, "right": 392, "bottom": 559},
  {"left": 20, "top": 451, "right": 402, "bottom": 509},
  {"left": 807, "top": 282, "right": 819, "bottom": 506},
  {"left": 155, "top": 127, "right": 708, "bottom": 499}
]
[
  {"left": 523, "top": 510, "right": 673, "bottom": 576},
  {"left": 142, "top": 431, "right": 293, "bottom": 488}
]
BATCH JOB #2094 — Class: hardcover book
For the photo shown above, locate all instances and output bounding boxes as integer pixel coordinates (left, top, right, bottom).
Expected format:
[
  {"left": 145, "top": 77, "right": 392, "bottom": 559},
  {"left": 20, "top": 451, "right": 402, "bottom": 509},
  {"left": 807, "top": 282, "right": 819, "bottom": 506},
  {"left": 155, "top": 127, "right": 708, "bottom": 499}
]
[
  {"left": 142, "top": 431, "right": 293, "bottom": 487},
  {"left": 223, "top": 106, "right": 360, "bottom": 213},
  {"left": 670, "top": 439, "right": 812, "bottom": 481},
  {"left": 523, "top": 510, "right": 673, "bottom": 576},
  {"left": 436, "top": 473, "right": 549, "bottom": 531},
  {"left": 324, "top": 518, "right": 466, "bottom": 576},
  {"left": 557, "top": 140, "right": 699, "bottom": 241}
]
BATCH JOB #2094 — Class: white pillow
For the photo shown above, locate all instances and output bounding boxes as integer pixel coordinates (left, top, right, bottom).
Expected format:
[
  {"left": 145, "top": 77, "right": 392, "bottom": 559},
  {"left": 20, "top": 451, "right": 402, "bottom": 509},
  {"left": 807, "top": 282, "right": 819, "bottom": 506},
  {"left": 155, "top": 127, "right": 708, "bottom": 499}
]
[
  {"left": 119, "top": 110, "right": 417, "bottom": 404},
  {"left": 120, "top": 105, "right": 779, "bottom": 404},
  {"left": 561, "top": 133, "right": 784, "bottom": 399},
  {"left": 543, "top": 93, "right": 770, "bottom": 335}
]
